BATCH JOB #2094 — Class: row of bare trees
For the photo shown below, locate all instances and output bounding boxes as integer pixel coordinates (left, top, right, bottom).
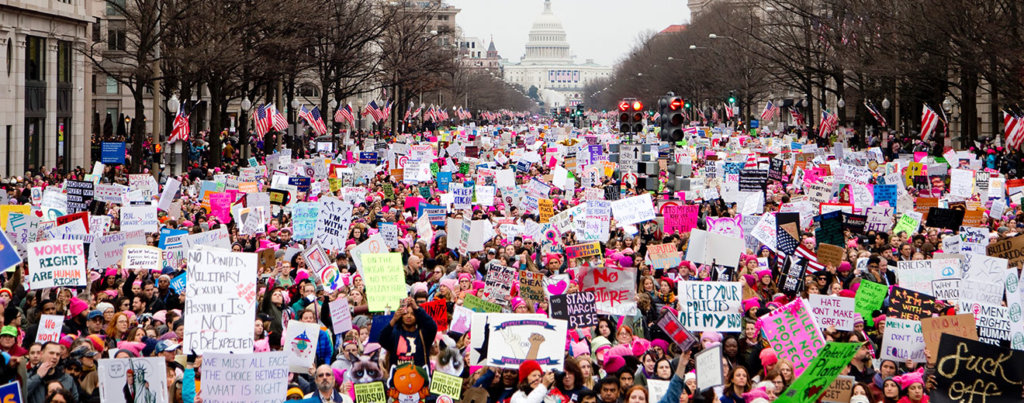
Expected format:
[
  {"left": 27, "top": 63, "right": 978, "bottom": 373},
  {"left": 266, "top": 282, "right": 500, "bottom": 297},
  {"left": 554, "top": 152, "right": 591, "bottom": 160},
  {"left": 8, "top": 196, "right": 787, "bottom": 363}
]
[
  {"left": 88, "top": 0, "right": 473, "bottom": 171},
  {"left": 589, "top": 0, "right": 1024, "bottom": 147}
]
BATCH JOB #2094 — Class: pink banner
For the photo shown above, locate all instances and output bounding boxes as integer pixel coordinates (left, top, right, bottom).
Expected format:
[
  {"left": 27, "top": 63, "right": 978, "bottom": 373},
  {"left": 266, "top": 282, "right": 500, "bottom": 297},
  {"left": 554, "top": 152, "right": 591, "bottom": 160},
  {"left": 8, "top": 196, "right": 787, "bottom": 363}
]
[
  {"left": 663, "top": 205, "right": 698, "bottom": 234},
  {"left": 755, "top": 298, "right": 826, "bottom": 377},
  {"left": 209, "top": 192, "right": 232, "bottom": 224}
]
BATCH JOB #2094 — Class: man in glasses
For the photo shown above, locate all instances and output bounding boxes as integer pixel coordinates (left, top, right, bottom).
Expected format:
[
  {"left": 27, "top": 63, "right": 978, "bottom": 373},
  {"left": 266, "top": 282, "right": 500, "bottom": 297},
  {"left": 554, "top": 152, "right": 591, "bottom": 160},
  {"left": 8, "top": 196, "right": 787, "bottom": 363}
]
[{"left": 304, "top": 364, "right": 347, "bottom": 403}]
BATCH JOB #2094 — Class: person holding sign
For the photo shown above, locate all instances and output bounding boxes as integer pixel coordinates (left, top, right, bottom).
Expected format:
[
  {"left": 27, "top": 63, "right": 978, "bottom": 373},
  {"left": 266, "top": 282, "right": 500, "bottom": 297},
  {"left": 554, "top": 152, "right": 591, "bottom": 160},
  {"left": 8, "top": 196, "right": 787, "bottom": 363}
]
[
  {"left": 510, "top": 360, "right": 555, "bottom": 403},
  {"left": 380, "top": 297, "right": 437, "bottom": 367}
]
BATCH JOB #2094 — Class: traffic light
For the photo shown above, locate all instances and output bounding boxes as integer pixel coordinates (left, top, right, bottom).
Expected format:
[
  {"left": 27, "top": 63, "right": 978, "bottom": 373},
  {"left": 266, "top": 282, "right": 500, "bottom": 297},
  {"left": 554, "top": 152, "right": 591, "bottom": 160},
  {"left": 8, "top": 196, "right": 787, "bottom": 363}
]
[
  {"left": 630, "top": 100, "right": 645, "bottom": 133},
  {"left": 660, "top": 95, "right": 685, "bottom": 142},
  {"left": 576, "top": 103, "right": 584, "bottom": 117},
  {"left": 728, "top": 91, "right": 736, "bottom": 105},
  {"left": 684, "top": 100, "right": 691, "bottom": 109},
  {"left": 618, "top": 100, "right": 632, "bottom": 133}
]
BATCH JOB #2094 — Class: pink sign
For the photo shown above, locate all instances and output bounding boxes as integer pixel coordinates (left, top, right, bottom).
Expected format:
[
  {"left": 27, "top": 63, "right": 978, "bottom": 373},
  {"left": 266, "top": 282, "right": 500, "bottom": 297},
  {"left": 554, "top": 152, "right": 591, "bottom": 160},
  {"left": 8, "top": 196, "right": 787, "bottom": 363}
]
[
  {"left": 404, "top": 196, "right": 425, "bottom": 210},
  {"left": 756, "top": 298, "right": 826, "bottom": 377},
  {"left": 663, "top": 205, "right": 698, "bottom": 234},
  {"left": 579, "top": 265, "right": 637, "bottom": 316},
  {"left": 209, "top": 192, "right": 232, "bottom": 224}
]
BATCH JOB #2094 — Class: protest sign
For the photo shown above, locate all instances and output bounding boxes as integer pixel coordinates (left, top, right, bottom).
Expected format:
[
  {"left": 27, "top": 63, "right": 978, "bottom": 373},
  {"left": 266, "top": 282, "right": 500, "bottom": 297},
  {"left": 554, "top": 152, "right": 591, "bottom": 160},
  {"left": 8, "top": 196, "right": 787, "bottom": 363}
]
[
  {"left": 98, "top": 357, "right": 169, "bottom": 403},
  {"left": 284, "top": 321, "right": 320, "bottom": 372},
  {"left": 958, "top": 226, "right": 989, "bottom": 255},
  {"left": 775, "top": 343, "right": 861, "bottom": 403},
  {"left": 549, "top": 292, "right": 598, "bottom": 328},
  {"left": 663, "top": 204, "right": 698, "bottom": 234},
  {"left": 647, "top": 243, "right": 682, "bottom": 270},
  {"left": 957, "top": 300, "right": 1011, "bottom": 345},
  {"left": 808, "top": 294, "right": 856, "bottom": 331},
  {"left": 120, "top": 205, "right": 158, "bottom": 233},
  {"left": 677, "top": 281, "right": 742, "bottom": 332},
  {"left": 880, "top": 317, "right": 926, "bottom": 362},
  {"left": 815, "top": 243, "right": 845, "bottom": 267},
  {"left": 738, "top": 169, "right": 768, "bottom": 192},
  {"left": 820, "top": 376, "right": 854, "bottom": 403},
  {"left": 0, "top": 231, "right": 22, "bottom": 271},
  {"left": 518, "top": 270, "right": 545, "bottom": 306},
  {"left": 0, "top": 381, "right": 19, "bottom": 403},
  {"left": 538, "top": 198, "right": 553, "bottom": 223},
  {"left": 463, "top": 294, "right": 502, "bottom": 313},
  {"left": 888, "top": 286, "right": 937, "bottom": 321},
  {"left": 892, "top": 213, "right": 921, "bottom": 237},
  {"left": 355, "top": 382, "right": 387, "bottom": 403},
  {"left": 565, "top": 242, "right": 601, "bottom": 260},
  {"left": 482, "top": 264, "right": 517, "bottom": 305},
  {"left": 64, "top": 180, "right": 94, "bottom": 213},
  {"left": 361, "top": 253, "right": 405, "bottom": 312},
  {"left": 931, "top": 334, "right": 1023, "bottom": 403},
  {"left": 925, "top": 207, "right": 964, "bottom": 230},
  {"left": 122, "top": 245, "right": 163, "bottom": 271},
  {"left": 314, "top": 197, "right": 353, "bottom": 251},
  {"left": 450, "top": 305, "right": 472, "bottom": 334},
  {"left": 684, "top": 229, "right": 743, "bottom": 267},
  {"left": 350, "top": 234, "right": 389, "bottom": 274},
  {"left": 610, "top": 193, "right": 655, "bottom": 225},
  {"left": 757, "top": 298, "right": 826, "bottom": 376},
  {"left": 656, "top": 311, "right": 696, "bottom": 352},
  {"left": 485, "top": 314, "right": 567, "bottom": 371},
  {"left": 201, "top": 352, "right": 288, "bottom": 403},
  {"left": 430, "top": 372, "right": 464, "bottom": 399},
  {"left": 647, "top": 380, "right": 669, "bottom": 403},
  {"left": 301, "top": 244, "right": 331, "bottom": 275},
  {"left": 329, "top": 297, "right": 353, "bottom": 335},
  {"left": 920, "top": 314, "right": 978, "bottom": 359},
  {"left": 183, "top": 247, "right": 257, "bottom": 354},
  {"left": 579, "top": 265, "right": 637, "bottom": 316},
  {"left": 94, "top": 230, "right": 147, "bottom": 270},
  {"left": 28, "top": 240, "right": 86, "bottom": 289},
  {"left": 986, "top": 235, "right": 1024, "bottom": 268},
  {"left": 854, "top": 280, "right": 888, "bottom": 325},
  {"left": 34, "top": 314, "right": 64, "bottom": 343},
  {"left": 695, "top": 345, "right": 723, "bottom": 391},
  {"left": 291, "top": 202, "right": 319, "bottom": 240},
  {"left": 895, "top": 258, "right": 960, "bottom": 295}
]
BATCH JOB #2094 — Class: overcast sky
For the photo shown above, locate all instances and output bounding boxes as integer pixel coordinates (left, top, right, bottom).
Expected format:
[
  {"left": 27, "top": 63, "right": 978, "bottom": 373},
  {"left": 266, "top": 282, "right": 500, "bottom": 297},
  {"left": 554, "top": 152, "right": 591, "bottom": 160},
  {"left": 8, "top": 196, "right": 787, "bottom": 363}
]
[{"left": 448, "top": 0, "right": 690, "bottom": 67}]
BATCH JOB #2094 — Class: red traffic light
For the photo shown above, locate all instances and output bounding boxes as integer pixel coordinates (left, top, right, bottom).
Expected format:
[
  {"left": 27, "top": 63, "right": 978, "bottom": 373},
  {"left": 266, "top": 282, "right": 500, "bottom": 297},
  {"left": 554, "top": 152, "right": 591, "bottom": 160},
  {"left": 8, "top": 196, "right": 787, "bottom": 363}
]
[
  {"left": 632, "top": 101, "right": 643, "bottom": 111},
  {"left": 618, "top": 101, "right": 630, "bottom": 111},
  {"left": 669, "top": 98, "right": 682, "bottom": 111}
]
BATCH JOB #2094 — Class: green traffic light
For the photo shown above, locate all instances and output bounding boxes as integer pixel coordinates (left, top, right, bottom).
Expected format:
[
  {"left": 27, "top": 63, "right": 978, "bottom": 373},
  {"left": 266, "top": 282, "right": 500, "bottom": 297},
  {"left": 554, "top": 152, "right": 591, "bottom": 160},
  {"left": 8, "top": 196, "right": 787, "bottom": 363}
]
[{"left": 728, "top": 97, "right": 736, "bottom": 104}]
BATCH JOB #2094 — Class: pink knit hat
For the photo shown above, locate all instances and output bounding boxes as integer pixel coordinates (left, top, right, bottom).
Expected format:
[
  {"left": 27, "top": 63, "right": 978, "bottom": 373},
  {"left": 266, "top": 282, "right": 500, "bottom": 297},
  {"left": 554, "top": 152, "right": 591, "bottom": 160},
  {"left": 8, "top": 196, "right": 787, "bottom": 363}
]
[{"left": 742, "top": 298, "right": 760, "bottom": 311}]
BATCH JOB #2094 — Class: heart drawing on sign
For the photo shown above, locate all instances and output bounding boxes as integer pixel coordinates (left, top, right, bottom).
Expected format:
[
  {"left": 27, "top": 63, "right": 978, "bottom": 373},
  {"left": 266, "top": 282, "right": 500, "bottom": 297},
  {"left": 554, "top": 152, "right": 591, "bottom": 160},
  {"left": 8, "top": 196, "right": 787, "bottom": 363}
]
[{"left": 545, "top": 274, "right": 569, "bottom": 295}]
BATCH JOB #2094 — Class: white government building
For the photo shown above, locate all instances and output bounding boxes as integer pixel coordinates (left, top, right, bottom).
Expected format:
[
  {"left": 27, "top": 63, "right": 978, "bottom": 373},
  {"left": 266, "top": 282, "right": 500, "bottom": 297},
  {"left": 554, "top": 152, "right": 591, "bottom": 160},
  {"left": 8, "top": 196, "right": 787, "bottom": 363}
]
[{"left": 502, "top": 0, "right": 611, "bottom": 108}]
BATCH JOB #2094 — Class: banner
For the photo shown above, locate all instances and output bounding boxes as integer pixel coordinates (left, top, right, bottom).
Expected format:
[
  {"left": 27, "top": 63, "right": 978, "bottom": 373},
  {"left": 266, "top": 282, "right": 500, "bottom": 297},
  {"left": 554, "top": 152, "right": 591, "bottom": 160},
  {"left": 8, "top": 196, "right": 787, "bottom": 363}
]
[
  {"left": 579, "top": 265, "right": 637, "bottom": 316},
  {"left": 931, "top": 334, "right": 1023, "bottom": 403},
  {"left": 548, "top": 291, "right": 598, "bottom": 329},
  {"left": 757, "top": 298, "right": 826, "bottom": 376},
  {"left": 677, "top": 281, "right": 742, "bottom": 332},
  {"left": 28, "top": 240, "right": 86, "bottom": 289},
  {"left": 485, "top": 314, "right": 567, "bottom": 371},
  {"left": 201, "top": 352, "right": 289, "bottom": 403},
  {"left": 362, "top": 253, "right": 406, "bottom": 312},
  {"left": 97, "top": 357, "right": 168, "bottom": 403},
  {"left": 775, "top": 343, "right": 861, "bottom": 403},
  {"left": 880, "top": 317, "right": 926, "bottom": 362},
  {"left": 183, "top": 247, "right": 257, "bottom": 354},
  {"left": 808, "top": 294, "right": 856, "bottom": 331}
]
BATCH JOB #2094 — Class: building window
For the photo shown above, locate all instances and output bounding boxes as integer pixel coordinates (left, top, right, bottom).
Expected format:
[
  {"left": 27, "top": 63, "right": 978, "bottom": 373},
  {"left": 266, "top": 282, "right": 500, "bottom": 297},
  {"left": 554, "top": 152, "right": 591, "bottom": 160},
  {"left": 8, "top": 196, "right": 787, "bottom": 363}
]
[
  {"left": 92, "top": 18, "right": 102, "bottom": 42},
  {"left": 106, "top": 0, "right": 126, "bottom": 15},
  {"left": 106, "top": 76, "right": 118, "bottom": 94},
  {"left": 5, "top": 38, "right": 10, "bottom": 76},
  {"left": 58, "top": 41, "right": 71, "bottom": 83},
  {"left": 297, "top": 83, "right": 319, "bottom": 98},
  {"left": 25, "top": 36, "right": 45, "bottom": 81},
  {"left": 91, "top": 74, "right": 96, "bottom": 93},
  {"left": 108, "top": 21, "right": 127, "bottom": 51}
]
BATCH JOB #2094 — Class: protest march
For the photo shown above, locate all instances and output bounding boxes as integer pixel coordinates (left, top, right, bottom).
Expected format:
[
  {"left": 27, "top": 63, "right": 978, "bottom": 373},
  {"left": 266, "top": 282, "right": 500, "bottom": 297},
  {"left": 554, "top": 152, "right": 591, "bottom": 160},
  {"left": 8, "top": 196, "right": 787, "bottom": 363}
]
[{"left": 0, "top": 119, "right": 1022, "bottom": 403}]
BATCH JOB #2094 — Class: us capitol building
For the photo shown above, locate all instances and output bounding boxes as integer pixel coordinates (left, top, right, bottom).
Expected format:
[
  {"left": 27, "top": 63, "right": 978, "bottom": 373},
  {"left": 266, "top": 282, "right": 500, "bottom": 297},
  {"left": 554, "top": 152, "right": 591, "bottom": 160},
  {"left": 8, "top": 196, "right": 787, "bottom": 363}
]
[{"left": 502, "top": 0, "right": 612, "bottom": 108}]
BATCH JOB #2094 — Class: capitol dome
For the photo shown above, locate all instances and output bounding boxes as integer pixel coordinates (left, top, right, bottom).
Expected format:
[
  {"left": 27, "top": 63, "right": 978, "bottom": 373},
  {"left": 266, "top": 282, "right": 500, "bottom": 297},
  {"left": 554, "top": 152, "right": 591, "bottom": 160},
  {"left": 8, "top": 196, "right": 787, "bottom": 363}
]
[{"left": 522, "top": 0, "right": 573, "bottom": 64}]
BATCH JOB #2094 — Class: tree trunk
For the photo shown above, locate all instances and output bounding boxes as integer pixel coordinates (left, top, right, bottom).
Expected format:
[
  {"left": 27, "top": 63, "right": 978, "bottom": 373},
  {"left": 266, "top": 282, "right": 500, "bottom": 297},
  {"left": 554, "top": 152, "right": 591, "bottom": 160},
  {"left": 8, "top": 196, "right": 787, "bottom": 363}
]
[
  {"left": 960, "top": 69, "right": 978, "bottom": 148},
  {"left": 208, "top": 82, "right": 224, "bottom": 167},
  {"left": 130, "top": 88, "right": 148, "bottom": 173}
]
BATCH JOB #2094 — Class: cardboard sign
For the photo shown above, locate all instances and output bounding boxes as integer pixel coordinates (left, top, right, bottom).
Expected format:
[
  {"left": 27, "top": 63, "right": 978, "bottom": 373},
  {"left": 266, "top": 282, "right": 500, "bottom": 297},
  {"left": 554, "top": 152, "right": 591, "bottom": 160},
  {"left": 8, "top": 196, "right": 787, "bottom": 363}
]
[
  {"left": 920, "top": 314, "right": 978, "bottom": 359},
  {"left": 880, "top": 317, "right": 926, "bottom": 363},
  {"left": 362, "top": 253, "right": 406, "bottom": 312},
  {"left": 485, "top": 314, "right": 567, "bottom": 371},
  {"left": 986, "top": 235, "right": 1024, "bottom": 269},
  {"left": 549, "top": 292, "right": 598, "bottom": 329},
  {"left": 27, "top": 240, "right": 86, "bottom": 289},
  {"left": 808, "top": 294, "right": 856, "bottom": 331},
  {"left": 565, "top": 242, "right": 601, "bottom": 260},
  {"left": 518, "top": 270, "right": 546, "bottom": 306},
  {"left": 201, "top": 352, "right": 288, "bottom": 402},
  {"left": 820, "top": 375, "right": 855, "bottom": 403},
  {"left": 579, "top": 265, "right": 637, "bottom": 316},
  {"left": 677, "top": 281, "right": 742, "bottom": 332},
  {"left": 314, "top": 197, "right": 353, "bottom": 252},
  {"left": 888, "top": 286, "right": 937, "bottom": 321},
  {"left": 757, "top": 298, "right": 826, "bottom": 376},
  {"left": 34, "top": 314, "right": 64, "bottom": 344},
  {"left": 695, "top": 345, "right": 723, "bottom": 390},
  {"left": 815, "top": 243, "right": 844, "bottom": 267},
  {"left": 931, "top": 334, "right": 1023, "bottom": 403},
  {"left": 122, "top": 245, "right": 163, "bottom": 271},
  {"left": 775, "top": 343, "right": 861, "bottom": 403},
  {"left": 183, "top": 248, "right": 257, "bottom": 354}
]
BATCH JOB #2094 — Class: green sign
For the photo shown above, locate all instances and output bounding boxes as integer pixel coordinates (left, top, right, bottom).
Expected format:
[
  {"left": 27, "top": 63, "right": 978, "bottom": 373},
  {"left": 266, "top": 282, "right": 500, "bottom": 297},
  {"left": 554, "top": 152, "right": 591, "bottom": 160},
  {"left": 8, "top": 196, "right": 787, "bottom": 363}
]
[
  {"left": 429, "top": 371, "right": 463, "bottom": 399},
  {"left": 354, "top": 382, "right": 386, "bottom": 403},
  {"left": 892, "top": 214, "right": 920, "bottom": 237},
  {"left": 776, "top": 342, "right": 861, "bottom": 403},
  {"left": 854, "top": 280, "right": 888, "bottom": 327},
  {"left": 463, "top": 294, "right": 501, "bottom": 313}
]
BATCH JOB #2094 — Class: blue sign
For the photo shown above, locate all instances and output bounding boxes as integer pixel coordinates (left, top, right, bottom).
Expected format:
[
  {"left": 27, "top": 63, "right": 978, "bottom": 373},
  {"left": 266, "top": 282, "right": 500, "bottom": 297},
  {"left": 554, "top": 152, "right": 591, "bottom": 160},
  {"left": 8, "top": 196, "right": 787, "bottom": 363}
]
[
  {"left": 749, "top": 120, "right": 759, "bottom": 129},
  {"left": 417, "top": 203, "right": 447, "bottom": 226},
  {"left": 169, "top": 273, "right": 186, "bottom": 295},
  {"left": 101, "top": 142, "right": 126, "bottom": 164},
  {"left": 0, "top": 381, "right": 22, "bottom": 403},
  {"left": 158, "top": 228, "right": 188, "bottom": 249},
  {"left": 437, "top": 172, "right": 452, "bottom": 192},
  {"left": 359, "top": 152, "right": 378, "bottom": 164},
  {"left": 0, "top": 231, "right": 22, "bottom": 273},
  {"left": 288, "top": 177, "right": 311, "bottom": 193}
]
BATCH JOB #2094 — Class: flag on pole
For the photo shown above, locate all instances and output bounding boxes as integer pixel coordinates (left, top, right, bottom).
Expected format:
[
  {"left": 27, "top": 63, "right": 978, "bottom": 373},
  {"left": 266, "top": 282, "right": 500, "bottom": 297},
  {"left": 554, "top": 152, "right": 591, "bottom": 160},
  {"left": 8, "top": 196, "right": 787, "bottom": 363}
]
[
  {"left": 298, "top": 105, "right": 328, "bottom": 135},
  {"left": 818, "top": 109, "right": 838, "bottom": 138},
  {"left": 864, "top": 100, "right": 887, "bottom": 127},
  {"left": 920, "top": 104, "right": 940, "bottom": 140},
  {"left": 253, "top": 104, "right": 272, "bottom": 140},
  {"left": 169, "top": 106, "right": 190, "bottom": 143},
  {"left": 789, "top": 108, "right": 805, "bottom": 126},
  {"left": 334, "top": 104, "right": 354, "bottom": 125},
  {"left": 759, "top": 101, "right": 778, "bottom": 121},
  {"left": 1004, "top": 111, "right": 1024, "bottom": 150},
  {"left": 267, "top": 104, "right": 288, "bottom": 131},
  {"left": 724, "top": 104, "right": 735, "bottom": 119}
]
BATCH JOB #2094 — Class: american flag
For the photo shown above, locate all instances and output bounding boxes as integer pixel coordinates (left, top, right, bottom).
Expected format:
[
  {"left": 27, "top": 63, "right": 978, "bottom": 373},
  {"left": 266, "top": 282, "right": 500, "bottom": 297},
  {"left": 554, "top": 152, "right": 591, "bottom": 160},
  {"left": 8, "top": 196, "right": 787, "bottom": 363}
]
[
  {"left": 363, "top": 101, "right": 383, "bottom": 122},
  {"left": 298, "top": 105, "right": 328, "bottom": 135},
  {"left": 696, "top": 108, "right": 707, "bottom": 123},
  {"left": 253, "top": 104, "right": 272, "bottom": 140},
  {"left": 818, "top": 109, "right": 838, "bottom": 138},
  {"left": 760, "top": 101, "right": 778, "bottom": 121},
  {"left": 334, "top": 103, "right": 355, "bottom": 125},
  {"left": 793, "top": 244, "right": 825, "bottom": 273},
  {"left": 403, "top": 106, "right": 412, "bottom": 121},
  {"left": 789, "top": 108, "right": 805, "bottom": 126},
  {"left": 864, "top": 101, "right": 887, "bottom": 127},
  {"left": 439, "top": 107, "right": 449, "bottom": 121},
  {"left": 682, "top": 127, "right": 698, "bottom": 136},
  {"left": 724, "top": 104, "right": 735, "bottom": 119},
  {"left": 169, "top": 106, "right": 190, "bottom": 143},
  {"left": 267, "top": 104, "right": 288, "bottom": 131},
  {"left": 744, "top": 153, "right": 769, "bottom": 169},
  {"left": 711, "top": 108, "right": 719, "bottom": 123},
  {"left": 1004, "top": 111, "right": 1024, "bottom": 150},
  {"left": 920, "top": 104, "right": 940, "bottom": 140},
  {"left": 381, "top": 100, "right": 393, "bottom": 120},
  {"left": 412, "top": 104, "right": 423, "bottom": 119}
]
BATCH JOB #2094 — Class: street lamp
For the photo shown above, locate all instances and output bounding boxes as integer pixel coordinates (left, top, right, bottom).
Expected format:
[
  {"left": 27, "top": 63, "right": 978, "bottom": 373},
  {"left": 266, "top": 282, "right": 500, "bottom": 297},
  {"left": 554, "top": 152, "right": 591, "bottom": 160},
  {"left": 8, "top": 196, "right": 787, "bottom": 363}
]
[
  {"left": 837, "top": 98, "right": 845, "bottom": 108},
  {"left": 167, "top": 94, "right": 180, "bottom": 113},
  {"left": 241, "top": 96, "right": 252, "bottom": 112},
  {"left": 942, "top": 97, "right": 952, "bottom": 113},
  {"left": 881, "top": 98, "right": 891, "bottom": 110}
]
